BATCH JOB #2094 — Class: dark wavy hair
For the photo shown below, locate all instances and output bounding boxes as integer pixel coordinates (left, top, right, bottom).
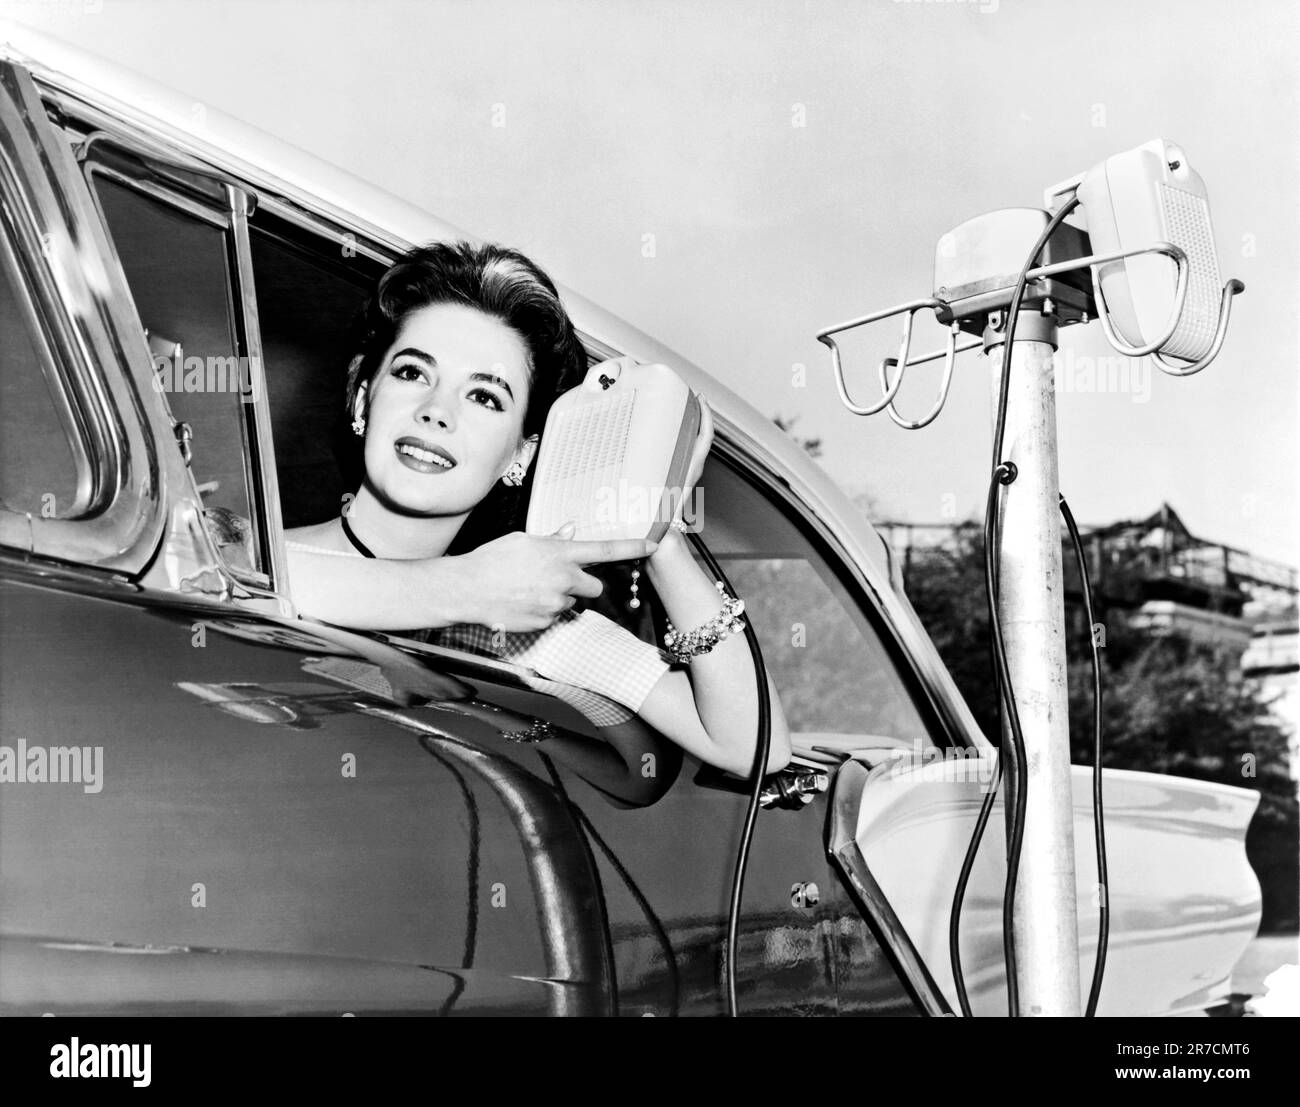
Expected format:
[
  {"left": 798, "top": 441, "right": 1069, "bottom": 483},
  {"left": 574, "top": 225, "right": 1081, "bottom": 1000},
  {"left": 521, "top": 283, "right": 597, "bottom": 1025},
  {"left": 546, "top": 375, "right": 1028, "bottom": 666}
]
[{"left": 341, "top": 241, "right": 588, "bottom": 554}]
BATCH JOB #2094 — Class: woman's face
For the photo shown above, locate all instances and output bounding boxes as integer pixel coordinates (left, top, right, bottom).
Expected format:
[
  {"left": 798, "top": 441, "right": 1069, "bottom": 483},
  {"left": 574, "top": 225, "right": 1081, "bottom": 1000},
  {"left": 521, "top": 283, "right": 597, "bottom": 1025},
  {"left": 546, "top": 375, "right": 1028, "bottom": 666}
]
[{"left": 358, "top": 302, "right": 534, "bottom": 517}]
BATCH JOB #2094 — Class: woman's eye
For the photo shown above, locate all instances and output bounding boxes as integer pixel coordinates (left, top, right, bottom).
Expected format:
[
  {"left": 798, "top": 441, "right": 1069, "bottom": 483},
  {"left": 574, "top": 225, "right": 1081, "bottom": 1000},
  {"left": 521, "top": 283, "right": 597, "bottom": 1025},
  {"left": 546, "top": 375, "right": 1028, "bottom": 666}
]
[
  {"left": 390, "top": 362, "right": 424, "bottom": 382},
  {"left": 468, "top": 388, "right": 504, "bottom": 412}
]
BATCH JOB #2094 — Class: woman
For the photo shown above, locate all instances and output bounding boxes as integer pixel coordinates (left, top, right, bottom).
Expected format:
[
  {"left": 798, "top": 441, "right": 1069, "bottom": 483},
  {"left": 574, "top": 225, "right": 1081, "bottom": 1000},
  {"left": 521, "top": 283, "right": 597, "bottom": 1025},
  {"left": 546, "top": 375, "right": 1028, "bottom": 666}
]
[{"left": 286, "top": 241, "right": 790, "bottom": 777}]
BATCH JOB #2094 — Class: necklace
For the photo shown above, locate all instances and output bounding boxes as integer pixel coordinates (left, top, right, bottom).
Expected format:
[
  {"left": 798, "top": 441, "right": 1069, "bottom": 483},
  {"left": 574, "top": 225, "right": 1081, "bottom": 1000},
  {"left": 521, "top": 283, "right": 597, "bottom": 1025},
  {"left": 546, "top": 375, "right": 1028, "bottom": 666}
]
[{"left": 340, "top": 513, "right": 376, "bottom": 558}]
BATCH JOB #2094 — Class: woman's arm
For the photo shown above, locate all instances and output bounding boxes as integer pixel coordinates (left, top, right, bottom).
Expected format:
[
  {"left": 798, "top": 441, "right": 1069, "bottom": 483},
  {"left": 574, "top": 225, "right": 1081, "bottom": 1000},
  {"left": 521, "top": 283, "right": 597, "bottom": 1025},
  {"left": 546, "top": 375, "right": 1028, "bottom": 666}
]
[
  {"left": 285, "top": 532, "right": 658, "bottom": 632},
  {"left": 636, "top": 524, "right": 792, "bottom": 777},
  {"left": 285, "top": 545, "right": 475, "bottom": 630}
]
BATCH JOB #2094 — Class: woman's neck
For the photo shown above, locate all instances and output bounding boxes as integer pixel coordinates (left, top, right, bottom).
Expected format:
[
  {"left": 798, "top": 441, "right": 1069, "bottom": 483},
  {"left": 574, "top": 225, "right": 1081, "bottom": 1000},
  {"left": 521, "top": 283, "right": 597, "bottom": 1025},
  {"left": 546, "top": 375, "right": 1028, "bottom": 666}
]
[{"left": 342, "top": 486, "right": 467, "bottom": 560}]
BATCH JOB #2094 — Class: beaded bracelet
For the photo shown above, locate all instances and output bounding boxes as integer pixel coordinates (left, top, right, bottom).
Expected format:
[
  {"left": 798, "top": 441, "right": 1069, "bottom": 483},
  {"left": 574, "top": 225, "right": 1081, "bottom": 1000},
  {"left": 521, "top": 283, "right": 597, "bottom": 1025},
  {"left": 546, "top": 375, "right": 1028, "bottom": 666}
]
[{"left": 663, "top": 581, "right": 747, "bottom": 664}]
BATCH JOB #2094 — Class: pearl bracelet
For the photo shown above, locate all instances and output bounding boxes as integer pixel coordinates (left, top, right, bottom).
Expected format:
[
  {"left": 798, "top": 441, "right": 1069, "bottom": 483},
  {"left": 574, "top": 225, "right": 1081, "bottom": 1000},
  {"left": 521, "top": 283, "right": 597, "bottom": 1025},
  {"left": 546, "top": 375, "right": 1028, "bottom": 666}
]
[{"left": 663, "top": 581, "right": 747, "bottom": 663}]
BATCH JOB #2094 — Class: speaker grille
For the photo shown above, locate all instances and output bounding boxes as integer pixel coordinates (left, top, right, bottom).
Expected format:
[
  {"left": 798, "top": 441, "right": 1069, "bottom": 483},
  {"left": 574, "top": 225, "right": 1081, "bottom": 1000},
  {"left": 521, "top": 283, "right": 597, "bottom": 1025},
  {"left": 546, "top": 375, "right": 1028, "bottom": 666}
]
[
  {"left": 1161, "top": 183, "right": 1220, "bottom": 361},
  {"left": 532, "top": 390, "right": 636, "bottom": 528}
]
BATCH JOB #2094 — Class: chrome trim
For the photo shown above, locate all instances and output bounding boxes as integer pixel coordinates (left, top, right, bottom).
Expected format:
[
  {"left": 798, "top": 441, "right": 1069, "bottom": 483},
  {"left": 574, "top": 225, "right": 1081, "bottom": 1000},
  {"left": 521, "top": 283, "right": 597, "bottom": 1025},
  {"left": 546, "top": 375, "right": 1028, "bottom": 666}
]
[
  {"left": 257, "top": 194, "right": 394, "bottom": 266},
  {"left": 77, "top": 129, "right": 291, "bottom": 610},
  {"left": 226, "top": 183, "right": 290, "bottom": 600},
  {"left": 355, "top": 707, "right": 614, "bottom": 1016},
  {"left": 85, "top": 158, "right": 230, "bottom": 230},
  {"left": 0, "top": 61, "right": 162, "bottom": 569},
  {"left": 76, "top": 127, "right": 254, "bottom": 200},
  {"left": 0, "top": 230, "right": 95, "bottom": 514},
  {"left": 827, "top": 759, "right": 952, "bottom": 1015}
]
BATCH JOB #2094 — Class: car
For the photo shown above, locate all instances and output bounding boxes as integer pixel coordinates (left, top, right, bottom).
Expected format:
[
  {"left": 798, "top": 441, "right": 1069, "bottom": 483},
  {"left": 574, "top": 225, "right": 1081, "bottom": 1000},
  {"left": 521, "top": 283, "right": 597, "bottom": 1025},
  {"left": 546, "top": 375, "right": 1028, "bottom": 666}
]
[{"left": 0, "top": 23, "right": 1262, "bottom": 1016}]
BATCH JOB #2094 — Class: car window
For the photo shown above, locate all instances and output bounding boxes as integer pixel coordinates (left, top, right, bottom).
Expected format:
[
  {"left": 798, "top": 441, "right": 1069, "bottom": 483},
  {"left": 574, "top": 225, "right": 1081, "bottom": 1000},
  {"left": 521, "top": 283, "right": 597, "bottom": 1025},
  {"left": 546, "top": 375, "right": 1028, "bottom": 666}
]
[
  {"left": 86, "top": 171, "right": 266, "bottom": 578},
  {"left": 694, "top": 453, "right": 938, "bottom": 754},
  {"left": 0, "top": 234, "right": 85, "bottom": 519},
  {"left": 247, "top": 214, "right": 380, "bottom": 529}
]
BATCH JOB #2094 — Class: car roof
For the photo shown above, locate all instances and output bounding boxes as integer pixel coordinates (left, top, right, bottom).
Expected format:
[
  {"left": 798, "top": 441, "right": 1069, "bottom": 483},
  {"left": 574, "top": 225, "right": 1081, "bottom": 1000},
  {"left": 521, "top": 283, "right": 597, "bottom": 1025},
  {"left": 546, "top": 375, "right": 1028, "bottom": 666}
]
[{"left": 0, "top": 19, "right": 894, "bottom": 588}]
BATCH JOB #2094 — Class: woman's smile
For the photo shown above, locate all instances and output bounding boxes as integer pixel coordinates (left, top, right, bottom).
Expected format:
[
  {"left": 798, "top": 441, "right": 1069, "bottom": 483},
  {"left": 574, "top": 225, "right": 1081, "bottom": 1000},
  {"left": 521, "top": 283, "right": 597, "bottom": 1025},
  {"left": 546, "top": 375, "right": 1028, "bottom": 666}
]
[{"left": 394, "top": 436, "right": 458, "bottom": 473}]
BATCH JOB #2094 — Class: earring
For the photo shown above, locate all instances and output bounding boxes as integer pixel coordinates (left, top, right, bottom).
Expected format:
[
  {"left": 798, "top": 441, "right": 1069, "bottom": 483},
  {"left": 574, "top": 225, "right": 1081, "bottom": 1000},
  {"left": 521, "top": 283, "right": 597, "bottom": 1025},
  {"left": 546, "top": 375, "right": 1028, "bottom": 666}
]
[
  {"left": 501, "top": 461, "right": 526, "bottom": 487},
  {"left": 627, "top": 563, "right": 641, "bottom": 611},
  {"left": 351, "top": 414, "right": 366, "bottom": 436}
]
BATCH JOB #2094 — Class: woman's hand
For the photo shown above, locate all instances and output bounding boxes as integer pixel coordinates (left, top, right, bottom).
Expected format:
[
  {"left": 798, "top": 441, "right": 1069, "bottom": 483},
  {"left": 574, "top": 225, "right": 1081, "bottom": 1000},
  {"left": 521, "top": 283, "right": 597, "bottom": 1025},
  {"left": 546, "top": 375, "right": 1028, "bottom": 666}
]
[
  {"left": 450, "top": 529, "right": 658, "bottom": 632},
  {"left": 650, "top": 389, "right": 713, "bottom": 565},
  {"left": 677, "top": 392, "right": 713, "bottom": 526}
]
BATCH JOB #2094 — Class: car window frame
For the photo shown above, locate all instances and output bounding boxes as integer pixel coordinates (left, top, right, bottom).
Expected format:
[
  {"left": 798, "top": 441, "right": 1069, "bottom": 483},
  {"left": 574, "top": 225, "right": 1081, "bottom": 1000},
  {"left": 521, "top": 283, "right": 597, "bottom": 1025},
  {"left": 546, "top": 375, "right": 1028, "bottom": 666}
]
[
  {"left": 0, "top": 60, "right": 163, "bottom": 571},
  {"left": 77, "top": 140, "right": 289, "bottom": 594},
  {"left": 700, "top": 439, "right": 962, "bottom": 754}
]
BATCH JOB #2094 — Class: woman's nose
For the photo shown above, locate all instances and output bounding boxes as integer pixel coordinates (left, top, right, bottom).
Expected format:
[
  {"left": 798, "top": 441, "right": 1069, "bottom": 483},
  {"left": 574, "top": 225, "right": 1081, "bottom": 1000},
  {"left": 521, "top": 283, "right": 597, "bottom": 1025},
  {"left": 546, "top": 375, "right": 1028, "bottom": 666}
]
[{"left": 416, "top": 387, "right": 454, "bottom": 430}]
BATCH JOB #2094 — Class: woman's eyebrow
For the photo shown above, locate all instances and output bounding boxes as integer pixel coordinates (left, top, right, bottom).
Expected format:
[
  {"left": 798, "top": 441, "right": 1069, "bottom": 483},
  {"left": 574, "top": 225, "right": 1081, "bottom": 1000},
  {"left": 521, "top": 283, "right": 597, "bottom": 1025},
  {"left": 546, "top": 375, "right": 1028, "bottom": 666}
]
[
  {"left": 392, "top": 346, "right": 436, "bottom": 368},
  {"left": 469, "top": 373, "right": 515, "bottom": 401}
]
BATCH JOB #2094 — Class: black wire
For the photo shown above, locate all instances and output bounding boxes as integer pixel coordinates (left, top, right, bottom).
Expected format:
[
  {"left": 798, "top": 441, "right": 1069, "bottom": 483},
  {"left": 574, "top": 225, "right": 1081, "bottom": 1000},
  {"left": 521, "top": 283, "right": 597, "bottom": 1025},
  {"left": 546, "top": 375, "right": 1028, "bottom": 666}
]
[
  {"left": 1060, "top": 492, "right": 1109, "bottom": 1016},
  {"left": 983, "top": 466, "right": 1029, "bottom": 1017},
  {"left": 990, "top": 195, "right": 1081, "bottom": 469},
  {"left": 948, "top": 753, "right": 1001, "bottom": 1017},
  {"left": 949, "top": 194, "right": 1081, "bottom": 1018},
  {"left": 683, "top": 529, "right": 772, "bottom": 1018}
]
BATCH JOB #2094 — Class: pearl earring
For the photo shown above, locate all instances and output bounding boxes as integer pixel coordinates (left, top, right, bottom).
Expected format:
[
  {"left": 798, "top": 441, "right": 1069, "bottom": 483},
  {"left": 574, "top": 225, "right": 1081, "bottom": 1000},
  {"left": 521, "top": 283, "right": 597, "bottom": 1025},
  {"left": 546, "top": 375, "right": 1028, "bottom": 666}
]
[
  {"left": 627, "top": 563, "right": 641, "bottom": 611},
  {"left": 351, "top": 414, "right": 366, "bottom": 436}
]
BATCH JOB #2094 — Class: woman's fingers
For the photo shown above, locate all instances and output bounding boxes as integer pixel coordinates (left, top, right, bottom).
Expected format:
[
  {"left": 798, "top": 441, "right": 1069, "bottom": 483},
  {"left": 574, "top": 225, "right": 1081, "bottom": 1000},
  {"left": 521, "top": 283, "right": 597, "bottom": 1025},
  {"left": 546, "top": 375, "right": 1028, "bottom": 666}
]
[
  {"left": 569, "top": 570, "right": 606, "bottom": 600},
  {"left": 562, "top": 537, "right": 658, "bottom": 565}
]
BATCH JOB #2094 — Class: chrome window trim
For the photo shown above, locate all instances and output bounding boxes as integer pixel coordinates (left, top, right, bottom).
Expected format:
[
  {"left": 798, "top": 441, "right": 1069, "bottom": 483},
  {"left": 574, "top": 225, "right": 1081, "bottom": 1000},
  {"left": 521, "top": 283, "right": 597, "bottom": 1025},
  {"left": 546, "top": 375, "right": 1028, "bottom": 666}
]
[
  {"left": 0, "top": 229, "right": 97, "bottom": 515},
  {"left": 255, "top": 194, "right": 395, "bottom": 267},
  {"left": 85, "top": 159, "right": 230, "bottom": 231},
  {"left": 225, "top": 183, "right": 289, "bottom": 597},
  {"left": 78, "top": 136, "right": 289, "bottom": 598},
  {"left": 0, "top": 61, "right": 163, "bottom": 570}
]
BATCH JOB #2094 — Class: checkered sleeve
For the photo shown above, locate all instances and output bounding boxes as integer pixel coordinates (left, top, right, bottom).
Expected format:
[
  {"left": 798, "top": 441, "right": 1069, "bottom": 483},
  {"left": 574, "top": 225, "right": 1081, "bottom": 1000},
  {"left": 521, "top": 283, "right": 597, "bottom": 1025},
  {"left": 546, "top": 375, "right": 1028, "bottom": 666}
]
[{"left": 436, "top": 609, "right": 671, "bottom": 714}]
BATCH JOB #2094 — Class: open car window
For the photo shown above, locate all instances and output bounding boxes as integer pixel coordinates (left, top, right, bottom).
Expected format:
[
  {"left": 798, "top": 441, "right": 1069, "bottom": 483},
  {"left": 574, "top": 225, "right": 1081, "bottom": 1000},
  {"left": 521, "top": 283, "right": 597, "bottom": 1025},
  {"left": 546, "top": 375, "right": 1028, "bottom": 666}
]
[{"left": 695, "top": 451, "right": 943, "bottom": 761}]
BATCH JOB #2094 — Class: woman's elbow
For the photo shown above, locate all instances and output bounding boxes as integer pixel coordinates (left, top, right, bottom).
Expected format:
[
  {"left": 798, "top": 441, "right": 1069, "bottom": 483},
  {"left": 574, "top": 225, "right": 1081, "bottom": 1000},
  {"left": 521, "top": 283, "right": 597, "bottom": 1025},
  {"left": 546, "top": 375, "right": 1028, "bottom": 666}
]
[{"left": 718, "top": 719, "right": 791, "bottom": 778}]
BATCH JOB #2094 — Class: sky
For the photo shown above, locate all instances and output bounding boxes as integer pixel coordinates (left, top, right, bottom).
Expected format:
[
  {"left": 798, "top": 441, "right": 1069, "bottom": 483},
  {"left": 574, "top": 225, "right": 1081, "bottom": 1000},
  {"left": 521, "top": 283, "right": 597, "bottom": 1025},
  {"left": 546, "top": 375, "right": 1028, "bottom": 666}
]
[{"left": 5, "top": 0, "right": 1298, "bottom": 564}]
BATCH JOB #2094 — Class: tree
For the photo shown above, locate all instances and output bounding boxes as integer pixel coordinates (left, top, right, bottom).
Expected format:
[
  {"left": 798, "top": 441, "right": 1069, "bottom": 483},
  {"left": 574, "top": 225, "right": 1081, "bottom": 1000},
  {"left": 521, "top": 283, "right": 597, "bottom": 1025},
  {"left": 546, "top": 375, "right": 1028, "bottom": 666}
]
[{"left": 901, "top": 524, "right": 1299, "bottom": 932}]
